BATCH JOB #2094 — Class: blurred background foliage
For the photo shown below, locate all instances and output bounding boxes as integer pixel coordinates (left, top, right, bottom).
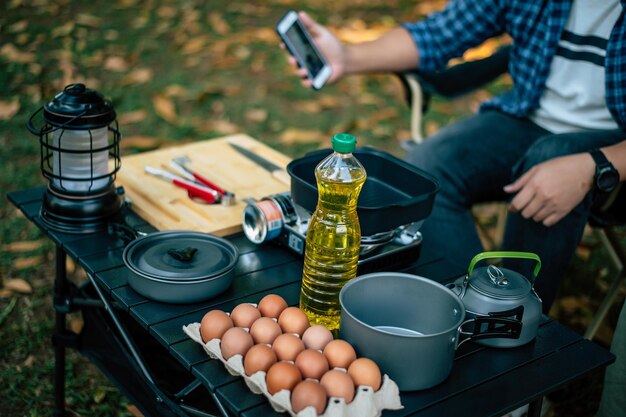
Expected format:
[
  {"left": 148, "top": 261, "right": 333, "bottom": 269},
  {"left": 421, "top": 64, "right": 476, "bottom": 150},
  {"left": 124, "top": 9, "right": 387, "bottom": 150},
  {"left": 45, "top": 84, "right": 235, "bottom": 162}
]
[{"left": 1, "top": 0, "right": 623, "bottom": 415}]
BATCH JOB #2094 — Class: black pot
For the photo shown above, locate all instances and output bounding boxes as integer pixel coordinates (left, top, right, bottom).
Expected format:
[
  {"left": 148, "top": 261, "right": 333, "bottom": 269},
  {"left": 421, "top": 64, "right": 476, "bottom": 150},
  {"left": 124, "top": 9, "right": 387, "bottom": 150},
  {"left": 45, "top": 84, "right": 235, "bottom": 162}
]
[{"left": 122, "top": 230, "right": 238, "bottom": 304}]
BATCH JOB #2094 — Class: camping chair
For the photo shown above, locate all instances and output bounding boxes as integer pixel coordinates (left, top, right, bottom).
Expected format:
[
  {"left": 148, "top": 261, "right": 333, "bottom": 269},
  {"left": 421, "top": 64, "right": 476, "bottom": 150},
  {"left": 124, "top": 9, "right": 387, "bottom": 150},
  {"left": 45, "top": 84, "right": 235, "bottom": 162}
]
[{"left": 395, "top": 45, "right": 626, "bottom": 340}]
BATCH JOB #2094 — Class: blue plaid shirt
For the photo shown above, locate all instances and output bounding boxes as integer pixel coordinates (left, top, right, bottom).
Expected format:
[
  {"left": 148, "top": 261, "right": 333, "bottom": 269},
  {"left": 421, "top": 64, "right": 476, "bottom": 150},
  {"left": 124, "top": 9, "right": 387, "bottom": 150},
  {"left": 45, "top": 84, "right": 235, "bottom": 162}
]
[{"left": 403, "top": 0, "right": 626, "bottom": 132}]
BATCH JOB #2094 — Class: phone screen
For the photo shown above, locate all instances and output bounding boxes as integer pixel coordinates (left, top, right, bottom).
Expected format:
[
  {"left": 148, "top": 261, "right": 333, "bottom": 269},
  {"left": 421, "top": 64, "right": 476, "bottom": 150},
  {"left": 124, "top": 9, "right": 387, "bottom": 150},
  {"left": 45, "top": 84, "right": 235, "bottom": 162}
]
[{"left": 284, "top": 22, "right": 324, "bottom": 77}]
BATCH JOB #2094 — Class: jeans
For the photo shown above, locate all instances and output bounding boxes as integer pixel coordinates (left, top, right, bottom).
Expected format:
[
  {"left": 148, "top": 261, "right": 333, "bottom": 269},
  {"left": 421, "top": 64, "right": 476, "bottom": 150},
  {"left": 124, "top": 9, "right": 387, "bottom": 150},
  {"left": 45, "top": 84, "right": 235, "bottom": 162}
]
[
  {"left": 406, "top": 110, "right": 624, "bottom": 312},
  {"left": 597, "top": 301, "right": 626, "bottom": 417}
]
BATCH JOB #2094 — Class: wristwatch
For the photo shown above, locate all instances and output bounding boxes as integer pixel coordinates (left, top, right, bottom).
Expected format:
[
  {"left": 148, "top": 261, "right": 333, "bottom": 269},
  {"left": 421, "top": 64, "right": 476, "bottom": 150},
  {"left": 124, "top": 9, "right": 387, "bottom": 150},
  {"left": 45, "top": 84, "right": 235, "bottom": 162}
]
[{"left": 589, "top": 149, "right": 619, "bottom": 193}]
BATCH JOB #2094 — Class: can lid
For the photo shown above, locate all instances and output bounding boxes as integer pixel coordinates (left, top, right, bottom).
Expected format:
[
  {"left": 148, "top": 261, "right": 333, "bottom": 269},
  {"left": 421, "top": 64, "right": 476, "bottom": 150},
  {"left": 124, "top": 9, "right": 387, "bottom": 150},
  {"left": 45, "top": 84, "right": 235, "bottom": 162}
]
[{"left": 331, "top": 133, "right": 357, "bottom": 153}]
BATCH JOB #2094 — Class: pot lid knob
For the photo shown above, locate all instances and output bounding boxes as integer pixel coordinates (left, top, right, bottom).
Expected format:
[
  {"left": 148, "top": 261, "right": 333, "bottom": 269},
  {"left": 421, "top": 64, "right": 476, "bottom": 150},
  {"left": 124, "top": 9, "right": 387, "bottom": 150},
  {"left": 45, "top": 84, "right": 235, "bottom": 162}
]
[
  {"left": 470, "top": 265, "right": 530, "bottom": 298},
  {"left": 487, "top": 265, "right": 508, "bottom": 286}
]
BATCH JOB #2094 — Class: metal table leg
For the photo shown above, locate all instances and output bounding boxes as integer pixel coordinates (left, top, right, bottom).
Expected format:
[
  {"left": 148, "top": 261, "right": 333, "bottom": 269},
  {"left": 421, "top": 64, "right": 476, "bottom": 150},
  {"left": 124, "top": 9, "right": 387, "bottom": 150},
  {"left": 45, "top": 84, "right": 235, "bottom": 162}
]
[{"left": 53, "top": 245, "right": 68, "bottom": 417}]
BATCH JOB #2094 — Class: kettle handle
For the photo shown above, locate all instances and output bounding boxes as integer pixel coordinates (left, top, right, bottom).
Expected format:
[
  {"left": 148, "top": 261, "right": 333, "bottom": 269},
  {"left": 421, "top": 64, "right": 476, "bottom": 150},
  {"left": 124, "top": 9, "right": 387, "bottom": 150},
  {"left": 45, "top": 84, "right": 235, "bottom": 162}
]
[{"left": 468, "top": 251, "right": 542, "bottom": 278}]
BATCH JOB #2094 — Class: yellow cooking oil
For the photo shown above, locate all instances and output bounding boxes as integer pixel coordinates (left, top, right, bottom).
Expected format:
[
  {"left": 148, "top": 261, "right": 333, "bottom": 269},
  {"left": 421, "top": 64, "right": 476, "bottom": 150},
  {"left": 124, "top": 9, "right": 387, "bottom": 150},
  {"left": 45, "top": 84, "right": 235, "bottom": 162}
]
[{"left": 299, "top": 133, "right": 366, "bottom": 334}]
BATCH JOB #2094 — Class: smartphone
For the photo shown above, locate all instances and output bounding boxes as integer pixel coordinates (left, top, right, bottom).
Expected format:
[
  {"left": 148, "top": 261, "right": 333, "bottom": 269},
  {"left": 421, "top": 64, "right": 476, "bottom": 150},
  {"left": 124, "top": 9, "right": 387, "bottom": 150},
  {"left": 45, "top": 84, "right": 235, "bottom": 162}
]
[{"left": 276, "top": 10, "right": 332, "bottom": 90}]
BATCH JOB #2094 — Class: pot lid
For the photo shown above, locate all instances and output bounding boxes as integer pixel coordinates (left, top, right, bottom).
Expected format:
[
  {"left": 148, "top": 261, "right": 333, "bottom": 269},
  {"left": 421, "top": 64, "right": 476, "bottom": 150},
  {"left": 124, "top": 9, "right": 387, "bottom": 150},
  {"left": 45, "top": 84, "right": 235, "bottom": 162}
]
[
  {"left": 468, "top": 264, "right": 531, "bottom": 299},
  {"left": 123, "top": 231, "right": 238, "bottom": 281}
]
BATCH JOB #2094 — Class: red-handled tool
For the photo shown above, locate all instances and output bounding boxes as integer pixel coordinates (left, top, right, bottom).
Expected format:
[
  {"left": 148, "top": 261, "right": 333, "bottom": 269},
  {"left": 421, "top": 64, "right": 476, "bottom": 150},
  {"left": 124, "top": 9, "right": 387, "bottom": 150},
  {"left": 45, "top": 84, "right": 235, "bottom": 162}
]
[
  {"left": 170, "top": 156, "right": 236, "bottom": 205},
  {"left": 144, "top": 166, "right": 220, "bottom": 204}
]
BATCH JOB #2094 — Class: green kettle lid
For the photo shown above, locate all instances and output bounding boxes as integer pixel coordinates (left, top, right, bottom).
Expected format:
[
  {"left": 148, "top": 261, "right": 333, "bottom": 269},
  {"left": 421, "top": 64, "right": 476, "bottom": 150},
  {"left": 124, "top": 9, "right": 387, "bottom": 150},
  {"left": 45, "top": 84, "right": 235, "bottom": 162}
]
[{"left": 331, "top": 133, "right": 357, "bottom": 153}]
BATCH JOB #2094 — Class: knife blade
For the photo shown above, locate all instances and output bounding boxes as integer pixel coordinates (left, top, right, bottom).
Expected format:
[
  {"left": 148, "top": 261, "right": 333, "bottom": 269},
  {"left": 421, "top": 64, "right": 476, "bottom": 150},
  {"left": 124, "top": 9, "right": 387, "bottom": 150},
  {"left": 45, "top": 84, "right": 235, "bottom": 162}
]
[{"left": 229, "top": 142, "right": 291, "bottom": 185}]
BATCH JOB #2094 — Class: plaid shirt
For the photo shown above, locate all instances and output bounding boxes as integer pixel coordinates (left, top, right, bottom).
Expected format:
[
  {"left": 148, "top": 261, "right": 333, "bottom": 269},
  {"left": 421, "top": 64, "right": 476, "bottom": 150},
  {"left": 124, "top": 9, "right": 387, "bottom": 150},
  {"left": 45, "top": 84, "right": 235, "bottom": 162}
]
[{"left": 403, "top": 0, "right": 626, "bottom": 132}]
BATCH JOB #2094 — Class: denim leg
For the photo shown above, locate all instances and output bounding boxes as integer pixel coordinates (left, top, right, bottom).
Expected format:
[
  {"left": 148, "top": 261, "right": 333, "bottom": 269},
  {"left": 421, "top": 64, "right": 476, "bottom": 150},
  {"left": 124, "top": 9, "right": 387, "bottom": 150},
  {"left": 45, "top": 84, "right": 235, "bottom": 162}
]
[
  {"left": 405, "top": 111, "right": 549, "bottom": 270},
  {"left": 503, "top": 130, "right": 625, "bottom": 312}
]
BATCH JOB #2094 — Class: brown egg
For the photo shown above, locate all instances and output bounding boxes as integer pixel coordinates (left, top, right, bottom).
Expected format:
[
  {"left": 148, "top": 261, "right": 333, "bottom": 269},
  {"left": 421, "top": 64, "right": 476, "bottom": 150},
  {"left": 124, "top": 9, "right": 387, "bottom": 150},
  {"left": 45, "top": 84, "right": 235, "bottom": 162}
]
[
  {"left": 266, "top": 361, "right": 302, "bottom": 395},
  {"left": 250, "top": 317, "right": 282, "bottom": 344},
  {"left": 200, "top": 310, "right": 234, "bottom": 342},
  {"left": 243, "top": 344, "right": 277, "bottom": 376},
  {"left": 295, "top": 349, "right": 330, "bottom": 380},
  {"left": 278, "top": 307, "right": 310, "bottom": 336},
  {"left": 302, "top": 324, "right": 334, "bottom": 351},
  {"left": 220, "top": 327, "right": 254, "bottom": 360},
  {"left": 271, "top": 333, "right": 305, "bottom": 362},
  {"left": 348, "top": 357, "right": 382, "bottom": 391},
  {"left": 291, "top": 380, "right": 328, "bottom": 414},
  {"left": 320, "top": 369, "right": 355, "bottom": 404},
  {"left": 323, "top": 339, "right": 357, "bottom": 369},
  {"left": 258, "top": 294, "right": 288, "bottom": 318},
  {"left": 230, "top": 303, "right": 262, "bottom": 328}
]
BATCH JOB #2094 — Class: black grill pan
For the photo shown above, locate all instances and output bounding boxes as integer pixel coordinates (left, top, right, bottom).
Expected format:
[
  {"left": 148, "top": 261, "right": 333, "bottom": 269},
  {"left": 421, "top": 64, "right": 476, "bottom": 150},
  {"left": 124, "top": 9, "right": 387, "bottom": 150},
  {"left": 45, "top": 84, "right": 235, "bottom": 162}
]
[{"left": 287, "top": 147, "right": 439, "bottom": 236}]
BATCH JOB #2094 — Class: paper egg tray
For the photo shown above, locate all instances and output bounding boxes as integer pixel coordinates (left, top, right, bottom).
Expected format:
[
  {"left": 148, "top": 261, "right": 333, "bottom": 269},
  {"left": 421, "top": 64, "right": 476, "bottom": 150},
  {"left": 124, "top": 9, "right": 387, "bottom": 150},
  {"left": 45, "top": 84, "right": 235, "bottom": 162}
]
[{"left": 183, "top": 322, "right": 403, "bottom": 417}]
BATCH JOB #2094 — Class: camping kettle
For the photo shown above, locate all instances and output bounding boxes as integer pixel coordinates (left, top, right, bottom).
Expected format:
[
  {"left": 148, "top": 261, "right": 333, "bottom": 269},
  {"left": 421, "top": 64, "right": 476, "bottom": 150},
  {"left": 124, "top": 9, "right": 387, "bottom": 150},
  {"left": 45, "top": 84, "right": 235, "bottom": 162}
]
[{"left": 448, "top": 251, "right": 543, "bottom": 348}]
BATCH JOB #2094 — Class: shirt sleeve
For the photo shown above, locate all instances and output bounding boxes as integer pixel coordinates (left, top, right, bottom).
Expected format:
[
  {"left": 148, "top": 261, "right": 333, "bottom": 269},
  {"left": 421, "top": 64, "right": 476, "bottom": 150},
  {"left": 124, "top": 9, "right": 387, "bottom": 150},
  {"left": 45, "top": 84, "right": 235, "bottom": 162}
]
[{"left": 402, "top": 0, "right": 506, "bottom": 72}]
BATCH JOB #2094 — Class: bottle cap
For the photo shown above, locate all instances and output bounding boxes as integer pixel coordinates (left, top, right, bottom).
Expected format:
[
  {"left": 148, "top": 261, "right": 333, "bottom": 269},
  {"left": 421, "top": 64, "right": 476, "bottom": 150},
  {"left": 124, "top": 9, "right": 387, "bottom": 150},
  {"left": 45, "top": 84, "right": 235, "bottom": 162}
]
[{"left": 331, "top": 133, "right": 357, "bottom": 153}]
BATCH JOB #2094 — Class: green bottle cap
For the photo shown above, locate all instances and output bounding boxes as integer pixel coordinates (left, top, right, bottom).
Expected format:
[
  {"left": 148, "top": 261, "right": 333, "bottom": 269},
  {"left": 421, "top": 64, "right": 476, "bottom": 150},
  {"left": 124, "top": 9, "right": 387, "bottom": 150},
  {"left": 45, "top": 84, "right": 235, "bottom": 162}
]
[{"left": 331, "top": 133, "right": 357, "bottom": 153}]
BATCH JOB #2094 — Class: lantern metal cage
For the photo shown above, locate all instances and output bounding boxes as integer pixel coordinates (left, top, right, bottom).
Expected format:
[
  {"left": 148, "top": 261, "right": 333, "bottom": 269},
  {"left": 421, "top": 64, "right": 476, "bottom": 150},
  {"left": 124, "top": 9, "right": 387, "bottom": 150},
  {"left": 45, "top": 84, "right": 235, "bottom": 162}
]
[{"left": 27, "top": 83, "right": 125, "bottom": 234}]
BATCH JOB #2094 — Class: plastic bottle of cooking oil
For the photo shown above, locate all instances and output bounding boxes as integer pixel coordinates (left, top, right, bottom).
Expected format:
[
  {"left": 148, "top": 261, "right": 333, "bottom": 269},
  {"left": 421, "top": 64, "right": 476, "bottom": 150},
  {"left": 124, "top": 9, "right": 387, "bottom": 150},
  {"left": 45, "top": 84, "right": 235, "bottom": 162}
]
[{"left": 300, "top": 133, "right": 366, "bottom": 333}]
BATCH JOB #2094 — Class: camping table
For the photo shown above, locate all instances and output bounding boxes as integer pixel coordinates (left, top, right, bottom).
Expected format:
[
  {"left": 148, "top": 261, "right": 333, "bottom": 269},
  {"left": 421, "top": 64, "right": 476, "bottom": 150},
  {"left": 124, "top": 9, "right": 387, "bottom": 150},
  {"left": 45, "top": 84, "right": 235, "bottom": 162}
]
[{"left": 8, "top": 186, "right": 615, "bottom": 417}]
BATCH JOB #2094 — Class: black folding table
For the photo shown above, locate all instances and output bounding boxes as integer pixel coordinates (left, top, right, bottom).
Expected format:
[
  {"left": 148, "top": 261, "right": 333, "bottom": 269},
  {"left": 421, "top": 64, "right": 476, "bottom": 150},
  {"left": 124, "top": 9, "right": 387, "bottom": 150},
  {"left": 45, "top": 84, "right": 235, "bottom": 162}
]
[{"left": 8, "top": 186, "right": 615, "bottom": 417}]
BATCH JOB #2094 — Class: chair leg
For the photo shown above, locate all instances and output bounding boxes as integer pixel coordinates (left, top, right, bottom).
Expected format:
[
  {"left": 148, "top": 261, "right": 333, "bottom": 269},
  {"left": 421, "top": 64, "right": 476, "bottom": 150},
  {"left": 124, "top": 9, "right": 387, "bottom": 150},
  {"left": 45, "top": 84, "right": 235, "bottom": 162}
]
[{"left": 585, "top": 227, "right": 626, "bottom": 340}]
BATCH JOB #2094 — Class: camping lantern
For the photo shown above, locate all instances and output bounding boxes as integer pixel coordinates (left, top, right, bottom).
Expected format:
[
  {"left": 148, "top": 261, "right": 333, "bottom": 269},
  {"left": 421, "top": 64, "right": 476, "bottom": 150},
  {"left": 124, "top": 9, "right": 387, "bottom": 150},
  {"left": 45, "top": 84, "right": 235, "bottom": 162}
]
[{"left": 27, "top": 83, "right": 124, "bottom": 233}]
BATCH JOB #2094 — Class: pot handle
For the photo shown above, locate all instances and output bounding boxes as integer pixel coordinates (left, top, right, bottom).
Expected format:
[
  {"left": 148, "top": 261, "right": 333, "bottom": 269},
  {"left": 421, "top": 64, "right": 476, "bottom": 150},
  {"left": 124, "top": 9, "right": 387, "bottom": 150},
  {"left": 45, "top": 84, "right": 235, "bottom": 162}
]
[
  {"left": 457, "top": 306, "right": 524, "bottom": 348},
  {"left": 468, "top": 251, "right": 542, "bottom": 279}
]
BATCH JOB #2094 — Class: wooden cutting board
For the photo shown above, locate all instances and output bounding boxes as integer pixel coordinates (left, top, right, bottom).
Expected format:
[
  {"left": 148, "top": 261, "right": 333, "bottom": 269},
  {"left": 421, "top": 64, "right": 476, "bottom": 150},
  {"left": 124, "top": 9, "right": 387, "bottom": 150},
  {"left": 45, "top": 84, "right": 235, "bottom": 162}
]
[{"left": 115, "top": 134, "right": 292, "bottom": 236}]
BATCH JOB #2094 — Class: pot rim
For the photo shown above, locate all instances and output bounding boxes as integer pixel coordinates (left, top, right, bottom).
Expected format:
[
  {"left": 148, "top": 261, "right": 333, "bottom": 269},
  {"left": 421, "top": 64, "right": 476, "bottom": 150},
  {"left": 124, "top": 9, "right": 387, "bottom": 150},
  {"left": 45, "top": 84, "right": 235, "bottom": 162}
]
[
  {"left": 339, "top": 272, "right": 466, "bottom": 339},
  {"left": 122, "top": 230, "right": 239, "bottom": 281}
]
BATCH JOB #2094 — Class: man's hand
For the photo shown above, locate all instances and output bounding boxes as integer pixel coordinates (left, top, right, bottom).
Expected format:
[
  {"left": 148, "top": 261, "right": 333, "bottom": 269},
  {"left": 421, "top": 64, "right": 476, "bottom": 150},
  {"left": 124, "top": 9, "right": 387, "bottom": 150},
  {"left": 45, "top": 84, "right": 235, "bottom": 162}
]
[
  {"left": 504, "top": 153, "right": 596, "bottom": 226},
  {"left": 283, "top": 11, "right": 345, "bottom": 87}
]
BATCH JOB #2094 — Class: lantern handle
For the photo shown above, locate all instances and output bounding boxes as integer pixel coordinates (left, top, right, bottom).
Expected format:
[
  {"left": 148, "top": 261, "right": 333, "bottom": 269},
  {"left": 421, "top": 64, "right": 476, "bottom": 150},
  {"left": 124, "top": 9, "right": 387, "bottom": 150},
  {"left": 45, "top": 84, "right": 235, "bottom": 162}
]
[{"left": 26, "top": 106, "right": 88, "bottom": 136}]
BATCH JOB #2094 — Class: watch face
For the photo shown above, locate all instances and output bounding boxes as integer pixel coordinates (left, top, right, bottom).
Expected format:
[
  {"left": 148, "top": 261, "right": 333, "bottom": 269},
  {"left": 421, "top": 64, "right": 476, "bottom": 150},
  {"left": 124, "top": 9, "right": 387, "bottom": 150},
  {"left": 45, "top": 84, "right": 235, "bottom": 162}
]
[{"left": 597, "top": 167, "right": 620, "bottom": 192}]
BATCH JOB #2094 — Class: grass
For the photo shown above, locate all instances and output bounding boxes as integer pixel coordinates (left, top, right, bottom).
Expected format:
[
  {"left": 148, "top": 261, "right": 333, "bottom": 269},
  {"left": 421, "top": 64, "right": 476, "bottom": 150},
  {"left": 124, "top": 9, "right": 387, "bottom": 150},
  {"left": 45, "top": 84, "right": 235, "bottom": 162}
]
[{"left": 1, "top": 0, "right": 624, "bottom": 416}]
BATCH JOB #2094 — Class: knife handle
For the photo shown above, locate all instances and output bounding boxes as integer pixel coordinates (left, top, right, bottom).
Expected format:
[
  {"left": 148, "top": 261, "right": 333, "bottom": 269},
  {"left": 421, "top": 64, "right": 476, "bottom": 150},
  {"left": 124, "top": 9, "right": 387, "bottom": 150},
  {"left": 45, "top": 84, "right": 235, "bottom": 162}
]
[{"left": 272, "top": 169, "right": 291, "bottom": 186}]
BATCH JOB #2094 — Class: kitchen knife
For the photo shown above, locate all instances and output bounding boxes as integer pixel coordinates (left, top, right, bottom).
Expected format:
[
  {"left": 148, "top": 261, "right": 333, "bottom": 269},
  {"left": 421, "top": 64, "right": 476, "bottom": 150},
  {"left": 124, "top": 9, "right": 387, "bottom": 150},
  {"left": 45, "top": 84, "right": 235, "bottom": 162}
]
[{"left": 229, "top": 142, "right": 291, "bottom": 186}]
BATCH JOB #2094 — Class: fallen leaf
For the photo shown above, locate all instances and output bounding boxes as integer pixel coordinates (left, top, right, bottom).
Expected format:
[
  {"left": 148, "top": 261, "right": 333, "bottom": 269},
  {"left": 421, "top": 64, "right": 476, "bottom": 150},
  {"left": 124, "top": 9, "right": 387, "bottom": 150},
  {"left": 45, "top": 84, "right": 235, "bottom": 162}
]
[
  {"left": 279, "top": 128, "right": 325, "bottom": 145},
  {"left": 425, "top": 120, "right": 440, "bottom": 137},
  {"left": 76, "top": 13, "right": 102, "bottom": 28},
  {"left": 208, "top": 12, "right": 230, "bottom": 35},
  {"left": 294, "top": 101, "right": 322, "bottom": 113},
  {"left": 127, "top": 404, "right": 144, "bottom": 417},
  {"left": 152, "top": 94, "right": 177, "bottom": 123},
  {"left": 121, "top": 136, "right": 162, "bottom": 150},
  {"left": 0, "top": 99, "right": 20, "bottom": 120},
  {"left": 0, "top": 43, "right": 35, "bottom": 64},
  {"left": 4, "top": 278, "right": 33, "bottom": 294},
  {"left": 157, "top": 5, "right": 177, "bottom": 18},
  {"left": 182, "top": 36, "right": 208, "bottom": 55},
  {"left": 163, "top": 85, "right": 189, "bottom": 98},
  {"left": 2, "top": 240, "right": 45, "bottom": 253},
  {"left": 93, "top": 386, "right": 107, "bottom": 404},
  {"left": 104, "top": 56, "right": 129, "bottom": 72},
  {"left": 118, "top": 109, "right": 147, "bottom": 125},
  {"left": 245, "top": 109, "right": 268, "bottom": 123},
  {"left": 0, "top": 289, "right": 13, "bottom": 299},
  {"left": 13, "top": 256, "right": 44, "bottom": 270},
  {"left": 51, "top": 22, "right": 74, "bottom": 38},
  {"left": 7, "top": 20, "right": 28, "bottom": 33},
  {"left": 23, "top": 355, "right": 35, "bottom": 367},
  {"left": 120, "top": 68, "right": 153, "bottom": 85},
  {"left": 69, "top": 314, "right": 84, "bottom": 334},
  {"left": 201, "top": 119, "right": 239, "bottom": 135}
]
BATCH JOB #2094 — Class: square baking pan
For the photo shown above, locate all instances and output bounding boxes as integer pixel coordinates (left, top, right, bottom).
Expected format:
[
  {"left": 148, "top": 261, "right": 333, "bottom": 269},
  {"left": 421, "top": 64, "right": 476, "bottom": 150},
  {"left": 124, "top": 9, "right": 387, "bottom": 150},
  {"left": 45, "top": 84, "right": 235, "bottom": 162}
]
[{"left": 287, "top": 147, "right": 439, "bottom": 236}]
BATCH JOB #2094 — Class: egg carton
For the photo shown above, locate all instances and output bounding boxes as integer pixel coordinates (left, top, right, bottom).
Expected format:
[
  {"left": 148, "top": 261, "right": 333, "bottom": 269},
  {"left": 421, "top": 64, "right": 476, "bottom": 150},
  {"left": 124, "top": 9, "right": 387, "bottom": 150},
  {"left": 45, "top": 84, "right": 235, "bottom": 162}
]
[{"left": 183, "top": 322, "right": 404, "bottom": 417}]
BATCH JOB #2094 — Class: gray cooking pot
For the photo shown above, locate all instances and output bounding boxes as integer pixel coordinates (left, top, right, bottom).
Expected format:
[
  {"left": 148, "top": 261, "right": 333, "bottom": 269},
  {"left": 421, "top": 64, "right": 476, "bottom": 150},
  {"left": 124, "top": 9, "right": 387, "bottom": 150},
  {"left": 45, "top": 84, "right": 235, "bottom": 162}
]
[
  {"left": 123, "top": 231, "right": 238, "bottom": 304},
  {"left": 447, "top": 251, "right": 542, "bottom": 348},
  {"left": 339, "top": 272, "right": 521, "bottom": 391}
]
